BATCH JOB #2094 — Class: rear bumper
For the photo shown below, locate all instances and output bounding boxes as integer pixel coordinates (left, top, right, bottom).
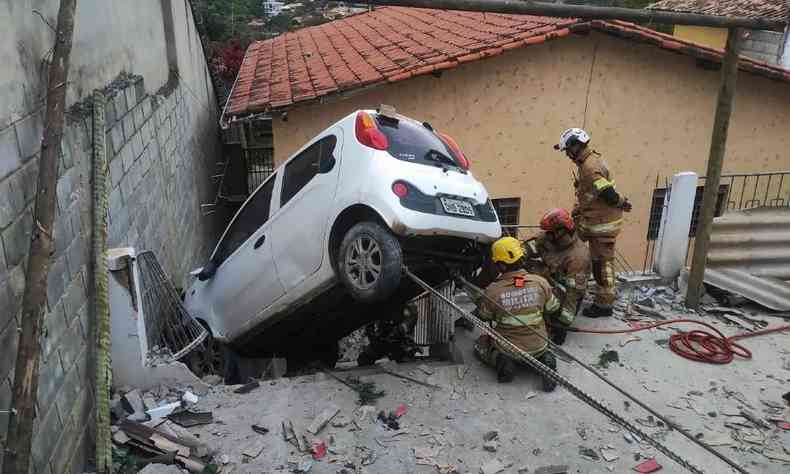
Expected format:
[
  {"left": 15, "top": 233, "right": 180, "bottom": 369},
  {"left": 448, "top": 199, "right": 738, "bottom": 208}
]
[{"left": 388, "top": 206, "right": 502, "bottom": 242}]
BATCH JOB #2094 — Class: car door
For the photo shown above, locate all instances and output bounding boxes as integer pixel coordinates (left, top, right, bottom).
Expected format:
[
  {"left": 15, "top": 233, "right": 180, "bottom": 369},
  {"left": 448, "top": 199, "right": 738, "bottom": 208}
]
[
  {"left": 270, "top": 129, "right": 343, "bottom": 291},
  {"left": 205, "top": 173, "right": 285, "bottom": 334}
]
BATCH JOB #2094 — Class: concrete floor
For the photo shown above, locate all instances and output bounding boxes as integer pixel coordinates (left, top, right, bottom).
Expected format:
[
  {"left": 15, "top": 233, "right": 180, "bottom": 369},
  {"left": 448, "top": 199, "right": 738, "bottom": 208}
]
[{"left": 186, "top": 292, "right": 790, "bottom": 474}]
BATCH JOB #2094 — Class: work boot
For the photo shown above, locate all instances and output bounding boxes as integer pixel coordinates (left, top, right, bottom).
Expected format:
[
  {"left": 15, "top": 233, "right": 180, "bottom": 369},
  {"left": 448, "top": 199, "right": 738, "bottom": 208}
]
[
  {"left": 551, "top": 327, "right": 568, "bottom": 346},
  {"left": 538, "top": 351, "right": 558, "bottom": 392},
  {"left": 583, "top": 304, "right": 613, "bottom": 318},
  {"left": 496, "top": 356, "right": 515, "bottom": 384}
]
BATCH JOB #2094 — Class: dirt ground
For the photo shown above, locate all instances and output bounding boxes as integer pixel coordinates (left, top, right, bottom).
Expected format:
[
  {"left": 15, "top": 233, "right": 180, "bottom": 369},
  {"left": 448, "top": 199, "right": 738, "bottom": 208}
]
[{"left": 183, "top": 287, "right": 790, "bottom": 474}]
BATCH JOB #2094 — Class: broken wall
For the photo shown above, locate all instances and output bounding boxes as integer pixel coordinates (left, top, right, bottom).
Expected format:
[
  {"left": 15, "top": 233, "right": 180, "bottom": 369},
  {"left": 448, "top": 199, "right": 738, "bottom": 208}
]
[{"left": 0, "top": 1, "right": 222, "bottom": 472}]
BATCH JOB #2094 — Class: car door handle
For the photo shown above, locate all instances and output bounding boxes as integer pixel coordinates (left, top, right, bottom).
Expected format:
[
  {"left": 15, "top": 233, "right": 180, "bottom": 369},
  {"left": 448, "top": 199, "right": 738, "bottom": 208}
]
[{"left": 254, "top": 235, "right": 266, "bottom": 249}]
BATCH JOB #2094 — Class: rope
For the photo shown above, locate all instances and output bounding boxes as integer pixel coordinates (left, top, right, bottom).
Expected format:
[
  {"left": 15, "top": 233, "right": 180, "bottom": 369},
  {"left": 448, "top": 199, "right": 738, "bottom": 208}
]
[{"left": 567, "top": 319, "right": 790, "bottom": 364}]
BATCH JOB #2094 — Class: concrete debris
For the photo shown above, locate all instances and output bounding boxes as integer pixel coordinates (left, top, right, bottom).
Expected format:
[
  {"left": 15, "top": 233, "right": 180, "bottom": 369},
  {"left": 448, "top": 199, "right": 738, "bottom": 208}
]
[
  {"left": 418, "top": 364, "right": 434, "bottom": 375},
  {"left": 524, "top": 391, "right": 537, "bottom": 400},
  {"left": 480, "top": 458, "right": 505, "bottom": 474},
  {"left": 331, "top": 415, "right": 351, "bottom": 428},
  {"left": 306, "top": 406, "right": 340, "bottom": 434},
  {"left": 201, "top": 374, "right": 223, "bottom": 385},
  {"left": 242, "top": 437, "right": 267, "bottom": 458},
  {"left": 534, "top": 465, "right": 568, "bottom": 474},
  {"left": 138, "top": 464, "right": 184, "bottom": 474},
  {"left": 181, "top": 391, "right": 198, "bottom": 404},
  {"left": 483, "top": 440, "right": 498, "bottom": 452},
  {"left": 414, "top": 446, "right": 440, "bottom": 465},
  {"left": 167, "top": 410, "right": 213, "bottom": 428},
  {"left": 600, "top": 446, "right": 619, "bottom": 462},
  {"left": 123, "top": 389, "right": 148, "bottom": 421},
  {"left": 147, "top": 401, "right": 181, "bottom": 420},
  {"left": 483, "top": 430, "right": 499, "bottom": 441},
  {"left": 234, "top": 380, "right": 260, "bottom": 394},
  {"left": 578, "top": 446, "right": 600, "bottom": 461}
]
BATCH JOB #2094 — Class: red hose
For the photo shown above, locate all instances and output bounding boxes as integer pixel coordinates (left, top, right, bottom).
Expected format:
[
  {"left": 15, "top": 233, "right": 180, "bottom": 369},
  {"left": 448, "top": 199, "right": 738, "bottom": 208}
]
[{"left": 566, "top": 319, "right": 790, "bottom": 364}]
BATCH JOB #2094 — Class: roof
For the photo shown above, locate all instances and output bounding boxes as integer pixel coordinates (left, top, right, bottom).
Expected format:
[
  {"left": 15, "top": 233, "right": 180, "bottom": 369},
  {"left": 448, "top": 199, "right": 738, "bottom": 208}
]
[
  {"left": 647, "top": 0, "right": 790, "bottom": 22},
  {"left": 224, "top": 7, "right": 790, "bottom": 119}
]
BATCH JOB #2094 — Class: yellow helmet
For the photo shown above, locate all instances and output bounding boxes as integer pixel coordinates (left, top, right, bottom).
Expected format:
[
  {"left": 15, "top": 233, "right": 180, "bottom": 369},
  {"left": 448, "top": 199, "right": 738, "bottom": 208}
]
[{"left": 491, "top": 237, "right": 524, "bottom": 264}]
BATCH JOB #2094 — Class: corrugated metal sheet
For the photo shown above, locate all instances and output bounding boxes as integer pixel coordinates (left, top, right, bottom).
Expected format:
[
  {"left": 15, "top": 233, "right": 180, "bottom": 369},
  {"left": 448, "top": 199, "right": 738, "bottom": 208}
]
[
  {"left": 411, "top": 281, "right": 455, "bottom": 345},
  {"left": 704, "top": 207, "right": 790, "bottom": 310}
]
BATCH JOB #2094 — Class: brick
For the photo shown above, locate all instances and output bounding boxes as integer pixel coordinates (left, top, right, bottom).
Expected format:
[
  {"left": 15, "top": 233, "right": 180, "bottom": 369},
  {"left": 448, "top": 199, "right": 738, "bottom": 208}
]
[
  {"left": 65, "top": 236, "right": 87, "bottom": 279},
  {"left": 56, "top": 167, "right": 76, "bottom": 213},
  {"left": 15, "top": 110, "right": 44, "bottom": 159},
  {"left": 141, "top": 95, "right": 152, "bottom": 121},
  {"left": 42, "top": 300, "right": 68, "bottom": 361},
  {"left": 121, "top": 112, "right": 135, "bottom": 143},
  {"left": 36, "top": 344, "right": 65, "bottom": 409},
  {"left": 0, "top": 376, "right": 11, "bottom": 441},
  {"left": 0, "top": 176, "right": 18, "bottom": 229},
  {"left": 120, "top": 142, "right": 134, "bottom": 173},
  {"left": 54, "top": 360, "right": 82, "bottom": 419},
  {"left": 109, "top": 152, "right": 124, "bottom": 189},
  {"left": 104, "top": 97, "right": 117, "bottom": 130},
  {"left": 108, "top": 186, "right": 123, "bottom": 224},
  {"left": 109, "top": 122, "right": 124, "bottom": 156},
  {"left": 76, "top": 303, "right": 89, "bottom": 340},
  {"left": 124, "top": 84, "right": 138, "bottom": 112},
  {"left": 62, "top": 276, "right": 86, "bottom": 325},
  {"left": 52, "top": 211, "right": 74, "bottom": 256},
  {"left": 0, "top": 316, "right": 19, "bottom": 380},
  {"left": 130, "top": 131, "right": 143, "bottom": 160},
  {"left": 58, "top": 321, "right": 84, "bottom": 372},
  {"left": 119, "top": 171, "right": 133, "bottom": 203},
  {"left": 31, "top": 400, "right": 63, "bottom": 474},
  {"left": 46, "top": 254, "right": 68, "bottom": 308},
  {"left": 112, "top": 90, "right": 127, "bottom": 119},
  {"left": 134, "top": 103, "right": 145, "bottom": 131},
  {"left": 2, "top": 207, "right": 32, "bottom": 268},
  {"left": 0, "top": 124, "right": 22, "bottom": 182},
  {"left": 19, "top": 157, "right": 40, "bottom": 204}
]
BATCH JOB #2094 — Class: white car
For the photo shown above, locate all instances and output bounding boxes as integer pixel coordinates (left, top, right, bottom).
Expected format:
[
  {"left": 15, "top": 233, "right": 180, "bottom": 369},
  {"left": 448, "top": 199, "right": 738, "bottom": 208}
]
[{"left": 184, "top": 107, "right": 500, "bottom": 361}]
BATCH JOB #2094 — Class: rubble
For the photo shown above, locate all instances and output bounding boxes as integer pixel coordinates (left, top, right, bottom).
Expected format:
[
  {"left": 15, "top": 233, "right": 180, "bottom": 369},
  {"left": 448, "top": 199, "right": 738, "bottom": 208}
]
[
  {"left": 480, "top": 458, "right": 505, "bottom": 474},
  {"left": 306, "top": 406, "right": 340, "bottom": 434},
  {"left": 534, "top": 465, "right": 568, "bottom": 474},
  {"left": 138, "top": 464, "right": 184, "bottom": 474},
  {"left": 234, "top": 380, "right": 260, "bottom": 394}
]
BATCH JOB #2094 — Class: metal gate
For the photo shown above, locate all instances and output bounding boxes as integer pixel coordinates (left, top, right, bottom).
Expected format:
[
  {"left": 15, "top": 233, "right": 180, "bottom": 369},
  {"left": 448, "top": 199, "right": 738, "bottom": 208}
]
[{"left": 409, "top": 281, "right": 455, "bottom": 345}]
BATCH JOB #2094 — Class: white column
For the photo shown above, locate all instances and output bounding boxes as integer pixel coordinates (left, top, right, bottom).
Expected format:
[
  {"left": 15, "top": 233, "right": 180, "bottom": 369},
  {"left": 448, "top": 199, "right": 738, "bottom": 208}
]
[{"left": 654, "top": 172, "right": 698, "bottom": 279}]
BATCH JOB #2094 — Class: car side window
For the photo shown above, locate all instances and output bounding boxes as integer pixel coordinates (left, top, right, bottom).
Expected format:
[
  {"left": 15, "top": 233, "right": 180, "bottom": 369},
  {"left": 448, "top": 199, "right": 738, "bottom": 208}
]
[
  {"left": 281, "top": 135, "right": 337, "bottom": 206},
  {"left": 214, "top": 173, "right": 277, "bottom": 265}
]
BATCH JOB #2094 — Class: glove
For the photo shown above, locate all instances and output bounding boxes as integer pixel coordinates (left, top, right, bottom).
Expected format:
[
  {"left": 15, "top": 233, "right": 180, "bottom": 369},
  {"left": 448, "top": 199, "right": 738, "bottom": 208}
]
[{"left": 621, "top": 198, "right": 632, "bottom": 212}]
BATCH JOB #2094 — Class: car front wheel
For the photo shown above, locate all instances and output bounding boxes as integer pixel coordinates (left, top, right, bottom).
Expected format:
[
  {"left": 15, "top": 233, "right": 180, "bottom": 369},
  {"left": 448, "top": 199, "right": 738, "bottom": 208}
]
[{"left": 338, "top": 221, "right": 402, "bottom": 303}]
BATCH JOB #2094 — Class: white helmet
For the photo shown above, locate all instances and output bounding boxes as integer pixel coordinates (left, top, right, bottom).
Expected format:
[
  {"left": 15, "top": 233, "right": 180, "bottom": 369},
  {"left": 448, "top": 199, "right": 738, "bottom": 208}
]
[{"left": 554, "top": 128, "right": 590, "bottom": 151}]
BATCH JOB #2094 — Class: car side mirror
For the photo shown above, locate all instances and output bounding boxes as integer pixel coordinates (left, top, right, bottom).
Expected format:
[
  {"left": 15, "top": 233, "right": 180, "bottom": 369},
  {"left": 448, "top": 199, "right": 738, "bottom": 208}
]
[
  {"left": 197, "top": 259, "right": 218, "bottom": 281},
  {"left": 319, "top": 155, "right": 336, "bottom": 173}
]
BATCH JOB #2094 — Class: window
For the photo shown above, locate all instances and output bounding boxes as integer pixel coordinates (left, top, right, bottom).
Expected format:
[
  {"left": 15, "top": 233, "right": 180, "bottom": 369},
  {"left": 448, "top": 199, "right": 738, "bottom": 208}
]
[
  {"left": 281, "top": 135, "right": 337, "bottom": 206},
  {"left": 646, "top": 184, "right": 729, "bottom": 240},
  {"left": 492, "top": 198, "right": 520, "bottom": 236},
  {"left": 375, "top": 115, "right": 464, "bottom": 170},
  {"left": 214, "top": 173, "right": 277, "bottom": 264}
]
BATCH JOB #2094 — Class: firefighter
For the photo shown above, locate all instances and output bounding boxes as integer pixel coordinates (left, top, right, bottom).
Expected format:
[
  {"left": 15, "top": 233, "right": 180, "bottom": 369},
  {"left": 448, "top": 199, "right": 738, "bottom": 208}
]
[
  {"left": 473, "top": 237, "right": 560, "bottom": 391},
  {"left": 554, "top": 128, "right": 632, "bottom": 318},
  {"left": 524, "top": 208, "right": 591, "bottom": 345}
]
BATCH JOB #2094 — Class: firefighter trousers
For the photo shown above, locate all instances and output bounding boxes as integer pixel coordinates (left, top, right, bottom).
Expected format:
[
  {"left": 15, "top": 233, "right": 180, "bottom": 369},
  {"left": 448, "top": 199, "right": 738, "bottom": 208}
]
[{"left": 587, "top": 235, "right": 617, "bottom": 307}]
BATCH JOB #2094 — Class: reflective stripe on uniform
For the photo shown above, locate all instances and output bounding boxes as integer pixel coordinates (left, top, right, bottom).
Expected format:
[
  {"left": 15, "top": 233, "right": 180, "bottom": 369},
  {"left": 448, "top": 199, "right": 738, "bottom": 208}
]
[
  {"left": 545, "top": 294, "right": 561, "bottom": 313},
  {"left": 559, "top": 307, "right": 575, "bottom": 326},
  {"left": 593, "top": 177, "right": 614, "bottom": 192},
  {"left": 499, "top": 310, "right": 544, "bottom": 327},
  {"left": 580, "top": 218, "right": 623, "bottom": 235}
]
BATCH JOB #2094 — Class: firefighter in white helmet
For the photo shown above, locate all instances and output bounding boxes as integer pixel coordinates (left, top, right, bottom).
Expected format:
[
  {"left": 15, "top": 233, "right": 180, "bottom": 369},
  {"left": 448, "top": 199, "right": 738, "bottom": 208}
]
[{"left": 554, "top": 128, "right": 632, "bottom": 318}]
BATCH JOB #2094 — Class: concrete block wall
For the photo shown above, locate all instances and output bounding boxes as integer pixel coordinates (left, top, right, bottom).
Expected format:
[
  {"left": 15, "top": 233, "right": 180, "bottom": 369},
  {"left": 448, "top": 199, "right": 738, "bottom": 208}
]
[
  {"left": 1, "top": 1, "right": 224, "bottom": 472},
  {"left": 743, "top": 29, "right": 783, "bottom": 65}
]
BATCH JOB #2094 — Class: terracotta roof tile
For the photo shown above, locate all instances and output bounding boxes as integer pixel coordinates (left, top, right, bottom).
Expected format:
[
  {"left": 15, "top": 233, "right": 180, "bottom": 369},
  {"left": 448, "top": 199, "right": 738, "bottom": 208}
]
[
  {"left": 224, "top": 6, "right": 790, "bottom": 118},
  {"left": 647, "top": 0, "right": 790, "bottom": 21}
]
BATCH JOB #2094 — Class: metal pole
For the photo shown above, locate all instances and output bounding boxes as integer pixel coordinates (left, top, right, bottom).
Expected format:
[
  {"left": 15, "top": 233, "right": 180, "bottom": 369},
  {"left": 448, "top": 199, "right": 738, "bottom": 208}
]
[
  {"left": 686, "top": 28, "right": 743, "bottom": 309},
  {"left": 367, "top": 0, "right": 786, "bottom": 30}
]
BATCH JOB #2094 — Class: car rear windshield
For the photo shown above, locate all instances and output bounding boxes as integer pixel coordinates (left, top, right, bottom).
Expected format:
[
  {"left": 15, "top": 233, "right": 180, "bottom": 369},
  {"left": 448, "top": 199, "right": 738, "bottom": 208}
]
[{"left": 375, "top": 115, "right": 463, "bottom": 170}]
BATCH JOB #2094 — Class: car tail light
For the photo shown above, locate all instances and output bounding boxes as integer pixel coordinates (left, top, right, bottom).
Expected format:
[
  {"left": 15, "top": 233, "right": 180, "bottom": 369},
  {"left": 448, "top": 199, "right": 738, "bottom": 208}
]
[
  {"left": 437, "top": 132, "right": 470, "bottom": 170},
  {"left": 355, "top": 112, "right": 388, "bottom": 150},
  {"left": 392, "top": 181, "right": 409, "bottom": 198}
]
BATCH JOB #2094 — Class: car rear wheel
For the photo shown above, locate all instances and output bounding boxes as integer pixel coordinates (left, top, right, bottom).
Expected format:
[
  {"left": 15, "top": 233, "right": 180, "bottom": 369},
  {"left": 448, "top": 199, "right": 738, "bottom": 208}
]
[{"left": 338, "top": 222, "right": 402, "bottom": 303}]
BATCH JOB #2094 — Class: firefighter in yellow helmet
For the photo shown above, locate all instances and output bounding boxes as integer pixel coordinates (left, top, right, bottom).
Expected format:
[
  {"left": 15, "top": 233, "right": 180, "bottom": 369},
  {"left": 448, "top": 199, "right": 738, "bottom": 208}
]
[
  {"left": 473, "top": 237, "right": 560, "bottom": 391},
  {"left": 555, "top": 128, "right": 632, "bottom": 318}
]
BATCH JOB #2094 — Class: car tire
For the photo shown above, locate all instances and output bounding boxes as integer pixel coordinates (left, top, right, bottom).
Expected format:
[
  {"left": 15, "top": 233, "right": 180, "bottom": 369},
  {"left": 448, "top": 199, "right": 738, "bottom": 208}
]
[{"left": 338, "top": 221, "right": 403, "bottom": 303}]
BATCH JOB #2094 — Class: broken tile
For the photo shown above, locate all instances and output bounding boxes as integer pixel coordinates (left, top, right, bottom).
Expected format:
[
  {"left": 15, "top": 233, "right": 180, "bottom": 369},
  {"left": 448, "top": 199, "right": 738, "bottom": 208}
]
[
  {"left": 633, "top": 458, "right": 662, "bottom": 473},
  {"left": 307, "top": 406, "right": 340, "bottom": 434}
]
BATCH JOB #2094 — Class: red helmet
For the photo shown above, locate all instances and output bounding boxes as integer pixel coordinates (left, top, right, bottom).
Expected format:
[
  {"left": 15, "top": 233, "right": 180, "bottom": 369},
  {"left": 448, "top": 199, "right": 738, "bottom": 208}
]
[{"left": 540, "top": 208, "right": 575, "bottom": 233}]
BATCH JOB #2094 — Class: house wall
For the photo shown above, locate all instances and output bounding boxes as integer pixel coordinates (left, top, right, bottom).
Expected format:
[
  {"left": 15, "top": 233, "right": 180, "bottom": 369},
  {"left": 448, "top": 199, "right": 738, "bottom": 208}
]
[
  {"left": 272, "top": 31, "right": 790, "bottom": 268},
  {"left": 673, "top": 25, "right": 728, "bottom": 49},
  {"left": 0, "top": 1, "right": 222, "bottom": 472}
]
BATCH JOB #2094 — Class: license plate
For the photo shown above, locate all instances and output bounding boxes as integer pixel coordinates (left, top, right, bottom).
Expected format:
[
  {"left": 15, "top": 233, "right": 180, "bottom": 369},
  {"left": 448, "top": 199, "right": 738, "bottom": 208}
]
[{"left": 440, "top": 197, "right": 475, "bottom": 217}]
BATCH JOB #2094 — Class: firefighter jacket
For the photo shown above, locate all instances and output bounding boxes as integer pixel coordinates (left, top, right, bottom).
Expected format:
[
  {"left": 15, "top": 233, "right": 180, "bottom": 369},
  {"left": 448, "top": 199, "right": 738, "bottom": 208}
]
[
  {"left": 525, "top": 232, "right": 591, "bottom": 326},
  {"left": 574, "top": 150, "right": 624, "bottom": 237},
  {"left": 478, "top": 270, "right": 560, "bottom": 356}
]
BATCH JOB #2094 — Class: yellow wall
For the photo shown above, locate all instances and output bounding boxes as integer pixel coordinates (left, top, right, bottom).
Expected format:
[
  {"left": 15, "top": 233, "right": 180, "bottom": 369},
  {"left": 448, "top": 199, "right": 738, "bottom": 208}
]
[
  {"left": 673, "top": 25, "right": 728, "bottom": 49},
  {"left": 272, "top": 32, "right": 790, "bottom": 268}
]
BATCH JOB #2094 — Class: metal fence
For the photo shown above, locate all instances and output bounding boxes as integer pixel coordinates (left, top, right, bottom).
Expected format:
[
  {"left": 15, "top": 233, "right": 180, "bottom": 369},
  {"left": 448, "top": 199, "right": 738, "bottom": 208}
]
[
  {"left": 410, "top": 281, "right": 456, "bottom": 346},
  {"left": 642, "top": 170, "right": 790, "bottom": 272}
]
